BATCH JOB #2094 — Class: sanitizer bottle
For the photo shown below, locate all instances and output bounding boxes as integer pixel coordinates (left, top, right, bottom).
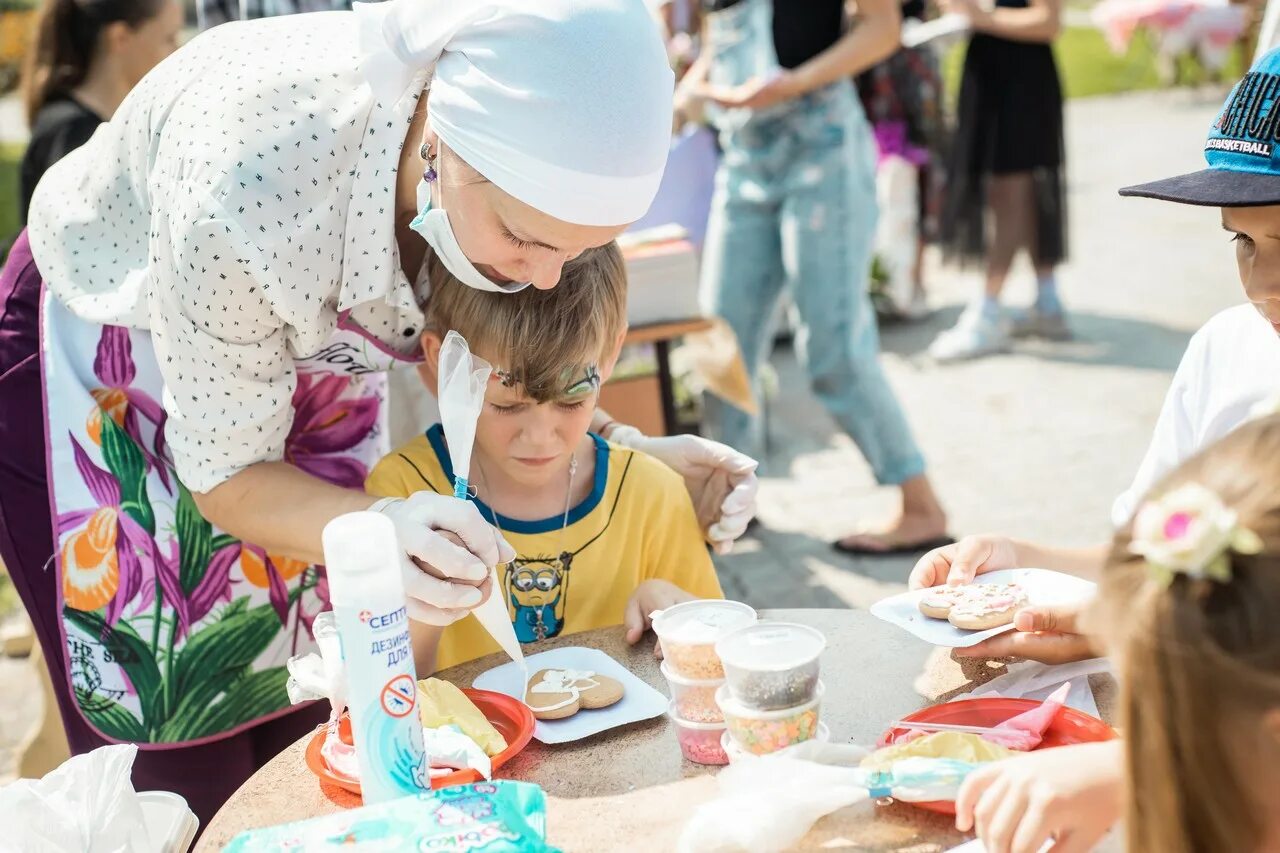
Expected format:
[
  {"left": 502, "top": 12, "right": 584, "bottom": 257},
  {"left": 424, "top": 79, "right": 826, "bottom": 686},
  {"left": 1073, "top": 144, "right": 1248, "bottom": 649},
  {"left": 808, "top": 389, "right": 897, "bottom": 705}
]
[{"left": 323, "top": 511, "right": 428, "bottom": 804}]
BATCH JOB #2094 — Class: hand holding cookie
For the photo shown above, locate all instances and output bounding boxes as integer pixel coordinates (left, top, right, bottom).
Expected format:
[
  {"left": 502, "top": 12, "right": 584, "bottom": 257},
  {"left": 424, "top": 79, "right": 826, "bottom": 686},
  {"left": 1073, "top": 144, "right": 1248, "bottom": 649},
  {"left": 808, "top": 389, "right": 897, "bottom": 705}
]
[{"left": 910, "top": 535, "right": 1021, "bottom": 590}]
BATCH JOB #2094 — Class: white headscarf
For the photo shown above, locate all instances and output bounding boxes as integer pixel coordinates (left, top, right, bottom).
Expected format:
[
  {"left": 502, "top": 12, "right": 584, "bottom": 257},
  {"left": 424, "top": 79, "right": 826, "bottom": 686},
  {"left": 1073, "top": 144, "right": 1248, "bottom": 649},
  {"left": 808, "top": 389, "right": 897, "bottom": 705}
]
[{"left": 355, "top": 0, "right": 674, "bottom": 227}]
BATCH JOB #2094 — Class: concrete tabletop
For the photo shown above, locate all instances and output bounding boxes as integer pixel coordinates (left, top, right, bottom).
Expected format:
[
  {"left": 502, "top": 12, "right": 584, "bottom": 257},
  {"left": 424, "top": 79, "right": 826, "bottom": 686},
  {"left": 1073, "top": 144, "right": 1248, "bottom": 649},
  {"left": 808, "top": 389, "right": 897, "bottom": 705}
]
[{"left": 197, "top": 608, "right": 1116, "bottom": 852}]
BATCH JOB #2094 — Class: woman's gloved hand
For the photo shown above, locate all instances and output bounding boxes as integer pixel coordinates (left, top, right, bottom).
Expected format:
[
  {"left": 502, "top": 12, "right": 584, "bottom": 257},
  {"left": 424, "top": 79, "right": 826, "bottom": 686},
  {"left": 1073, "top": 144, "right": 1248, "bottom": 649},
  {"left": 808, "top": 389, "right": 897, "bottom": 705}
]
[
  {"left": 370, "top": 492, "right": 516, "bottom": 625},
  {"left": 609, "top": 426, "right": 758, "bottom": 554}
]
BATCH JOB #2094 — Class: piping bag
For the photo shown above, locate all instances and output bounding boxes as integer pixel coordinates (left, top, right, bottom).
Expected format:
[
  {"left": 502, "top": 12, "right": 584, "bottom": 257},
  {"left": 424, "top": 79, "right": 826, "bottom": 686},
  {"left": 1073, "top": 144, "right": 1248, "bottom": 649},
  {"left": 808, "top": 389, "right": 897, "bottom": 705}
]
[{"left": 437, "top": 331, "right": 529, "bottom": 687}]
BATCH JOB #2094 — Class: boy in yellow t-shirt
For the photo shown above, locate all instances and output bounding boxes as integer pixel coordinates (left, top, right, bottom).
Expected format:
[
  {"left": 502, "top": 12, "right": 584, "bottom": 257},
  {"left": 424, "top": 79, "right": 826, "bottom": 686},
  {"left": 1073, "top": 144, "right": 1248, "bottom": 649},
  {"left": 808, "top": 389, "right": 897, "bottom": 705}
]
[{"left": 366, "top": 245, "right": 722, "bottom": 674}]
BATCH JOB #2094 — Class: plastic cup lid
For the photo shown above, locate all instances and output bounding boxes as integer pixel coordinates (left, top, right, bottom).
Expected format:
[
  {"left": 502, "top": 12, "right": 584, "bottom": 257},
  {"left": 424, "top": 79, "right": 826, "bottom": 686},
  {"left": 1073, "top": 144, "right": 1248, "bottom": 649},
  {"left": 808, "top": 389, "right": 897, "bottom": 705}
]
[
  {"left": 651, "top": 600, "right": 757, "bottom": 645},
  {"left": 715, "top": 621, "right": 826, "bottom": 671}
]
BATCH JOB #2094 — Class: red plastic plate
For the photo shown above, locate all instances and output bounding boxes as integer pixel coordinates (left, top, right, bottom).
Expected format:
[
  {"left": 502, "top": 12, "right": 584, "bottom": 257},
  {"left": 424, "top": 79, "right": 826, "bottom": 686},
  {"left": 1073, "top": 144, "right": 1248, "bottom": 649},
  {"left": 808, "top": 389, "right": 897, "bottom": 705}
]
[
  {"left": 304, "top": 688, "right": 536, "bottom": 798},
  {"left": 877, "top": 697, "right": 1117, "bottom": 815}
]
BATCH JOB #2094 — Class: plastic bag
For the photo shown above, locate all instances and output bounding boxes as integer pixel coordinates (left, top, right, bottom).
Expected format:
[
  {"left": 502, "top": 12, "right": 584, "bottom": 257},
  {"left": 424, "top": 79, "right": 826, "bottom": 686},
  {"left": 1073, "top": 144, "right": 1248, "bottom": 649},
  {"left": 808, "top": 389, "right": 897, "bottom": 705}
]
[
  {"left": 0, "top": 744, "right": 153, "bottom": 852},
  {"left": 679, "top": 741, "right": 986, "bottom": 853},
  {"left": 286, "top": 620, "right": 494, "bottom": 781},
  {"left": 224, "top": 781, "right": 556, "bottom": 852},
  {"left": 873, "top": 153, "right": 920, "bottom": 315},
  {"left": 437, "top": 330, "right": 528, "bottom": 681}
]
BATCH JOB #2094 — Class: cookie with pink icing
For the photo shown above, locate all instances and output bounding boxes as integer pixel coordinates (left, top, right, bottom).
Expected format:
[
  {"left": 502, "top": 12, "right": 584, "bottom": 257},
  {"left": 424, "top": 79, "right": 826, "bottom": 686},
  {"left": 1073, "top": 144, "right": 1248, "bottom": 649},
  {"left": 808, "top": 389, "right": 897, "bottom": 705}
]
[
  {"left": 525, "top": 669, "right": 624, "bottom": 720},
  {"left": 918, "top": 586, "right": 970, "bottom": 620},
  {"left": 946, "top": 583, "right": 1029, "bottom": 631}
]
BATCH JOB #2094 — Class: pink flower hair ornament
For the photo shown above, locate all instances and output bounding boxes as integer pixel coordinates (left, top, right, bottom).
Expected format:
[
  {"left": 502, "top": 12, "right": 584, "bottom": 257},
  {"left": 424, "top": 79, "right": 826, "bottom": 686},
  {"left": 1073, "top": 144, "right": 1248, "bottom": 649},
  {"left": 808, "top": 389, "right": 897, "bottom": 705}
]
[{"left": 1130, "top": 483, "right": 1264, "bottom": 586}]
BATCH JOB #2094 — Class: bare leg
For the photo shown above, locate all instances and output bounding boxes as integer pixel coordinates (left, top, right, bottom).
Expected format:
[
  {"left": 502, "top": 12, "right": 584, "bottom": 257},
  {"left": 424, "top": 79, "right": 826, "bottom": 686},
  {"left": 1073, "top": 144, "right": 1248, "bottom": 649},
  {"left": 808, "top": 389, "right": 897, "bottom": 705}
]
[
  {"left": 983, "top": 172, "right": 1037, "bottom": 300},
  {"left": 834, "top": 473, "right": 949, "bottom": 553}
]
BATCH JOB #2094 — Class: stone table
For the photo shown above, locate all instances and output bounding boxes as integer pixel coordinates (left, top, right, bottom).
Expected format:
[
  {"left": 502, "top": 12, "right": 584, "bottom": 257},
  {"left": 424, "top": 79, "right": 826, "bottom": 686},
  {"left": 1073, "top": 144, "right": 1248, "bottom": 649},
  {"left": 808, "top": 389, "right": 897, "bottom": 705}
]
[{"left": 197, "top": 609, "right": 1116, "bottom": 851}]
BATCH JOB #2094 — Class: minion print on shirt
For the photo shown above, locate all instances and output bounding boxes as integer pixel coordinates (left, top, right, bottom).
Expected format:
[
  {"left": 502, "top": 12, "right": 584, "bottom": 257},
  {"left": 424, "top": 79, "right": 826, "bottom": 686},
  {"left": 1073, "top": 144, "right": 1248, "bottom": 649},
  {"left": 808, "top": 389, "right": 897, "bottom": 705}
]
[{"left": 506, "top": 552, "right": 574, "bottom": 642}]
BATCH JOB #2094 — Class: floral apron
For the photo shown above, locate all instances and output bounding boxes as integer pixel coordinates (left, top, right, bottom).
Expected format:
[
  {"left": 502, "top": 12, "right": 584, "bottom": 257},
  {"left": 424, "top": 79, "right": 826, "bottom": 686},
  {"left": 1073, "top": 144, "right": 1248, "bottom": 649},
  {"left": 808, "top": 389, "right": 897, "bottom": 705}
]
[{"left": 42, "top": 296, "right": 408, "bottom": 747}]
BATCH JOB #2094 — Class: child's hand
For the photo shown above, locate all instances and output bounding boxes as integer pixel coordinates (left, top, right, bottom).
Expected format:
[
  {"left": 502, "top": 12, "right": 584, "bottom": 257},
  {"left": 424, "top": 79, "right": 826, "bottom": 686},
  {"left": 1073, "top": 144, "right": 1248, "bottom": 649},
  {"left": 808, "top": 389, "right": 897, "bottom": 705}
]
[
  {"left": 909, "top": 535, "right": 1021, "bottom": 589},
  {"left": 955, "top": 741, "right": 1124, "bottom": 853},
  {"left": 954, "top": 600, "right": 1101, "bottom": 664},
  {"left": 624, "top": 581, "right": 696, "bottom": 645}
]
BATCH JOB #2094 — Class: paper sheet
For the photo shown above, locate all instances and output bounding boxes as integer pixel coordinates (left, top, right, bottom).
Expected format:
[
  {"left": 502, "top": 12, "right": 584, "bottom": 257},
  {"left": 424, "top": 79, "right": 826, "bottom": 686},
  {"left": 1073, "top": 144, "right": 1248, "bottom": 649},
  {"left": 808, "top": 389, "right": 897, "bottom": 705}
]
[
  {"left": 901, "top": 12, "right": 971, "bottom": 47},
  {"left": 437, "top": 331, "right": 527, "bottom": 683},
  {"left": 473, "top": 647, "right": 668, "bottom": 744},
  {"left": 969, "top": 659, "right": 1112, "bottom": 719}
]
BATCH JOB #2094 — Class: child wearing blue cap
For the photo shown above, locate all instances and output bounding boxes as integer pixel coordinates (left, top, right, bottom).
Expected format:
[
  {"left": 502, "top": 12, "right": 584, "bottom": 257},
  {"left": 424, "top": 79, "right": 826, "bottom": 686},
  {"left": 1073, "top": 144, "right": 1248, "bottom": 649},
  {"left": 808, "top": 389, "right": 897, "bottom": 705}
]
[{"left": 904, "top": 48, "right": 1280, "bottom": 851}]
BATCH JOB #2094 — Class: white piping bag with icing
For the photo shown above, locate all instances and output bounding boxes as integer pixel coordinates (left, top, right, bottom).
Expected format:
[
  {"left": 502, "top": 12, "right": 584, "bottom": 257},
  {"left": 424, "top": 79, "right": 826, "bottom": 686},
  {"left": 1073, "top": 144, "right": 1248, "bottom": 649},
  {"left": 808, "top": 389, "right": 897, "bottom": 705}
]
[{"left": 437, "top": 331, "right": 528, "bottom": 684}]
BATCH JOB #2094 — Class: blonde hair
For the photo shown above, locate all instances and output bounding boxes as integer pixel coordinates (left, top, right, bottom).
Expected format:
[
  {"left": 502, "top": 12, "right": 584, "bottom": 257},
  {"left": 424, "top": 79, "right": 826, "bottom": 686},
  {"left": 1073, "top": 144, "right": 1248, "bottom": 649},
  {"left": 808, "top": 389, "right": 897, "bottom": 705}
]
[
  {"left": 425, "top": 243, "right": 627, "bottom": 403},
  {"left": 1095, "top": 414, "right": 1280, "bottom": 853}
]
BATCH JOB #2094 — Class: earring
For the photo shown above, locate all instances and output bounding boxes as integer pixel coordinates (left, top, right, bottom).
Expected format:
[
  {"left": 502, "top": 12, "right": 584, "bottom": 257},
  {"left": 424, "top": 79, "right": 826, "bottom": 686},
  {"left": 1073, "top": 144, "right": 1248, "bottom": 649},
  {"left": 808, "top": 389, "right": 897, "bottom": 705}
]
[{"left": 420, "top": 142, "right": 437, "bottom": 183}]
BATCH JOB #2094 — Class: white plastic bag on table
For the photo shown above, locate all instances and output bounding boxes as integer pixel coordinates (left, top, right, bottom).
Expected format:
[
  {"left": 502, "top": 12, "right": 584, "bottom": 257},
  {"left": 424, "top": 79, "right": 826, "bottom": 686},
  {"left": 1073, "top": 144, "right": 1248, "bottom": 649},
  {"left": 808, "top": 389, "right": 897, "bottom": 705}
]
[
  {"left": 0, "top": 744, "right": 154, "bottom": 852},
  {"left": 679, "top": 741, "right": 981, "bottom": 853},
  {"left": 874, "top": 153, "right": 920, "bottom": 314}
]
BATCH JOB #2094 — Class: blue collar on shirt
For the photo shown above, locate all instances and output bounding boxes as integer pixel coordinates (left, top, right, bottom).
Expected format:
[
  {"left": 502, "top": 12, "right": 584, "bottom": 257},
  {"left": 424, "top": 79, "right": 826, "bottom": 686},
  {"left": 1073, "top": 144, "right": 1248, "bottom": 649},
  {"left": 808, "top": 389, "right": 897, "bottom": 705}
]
[{"left": 425, "top": 424, "right": 609, "bottom": 535}]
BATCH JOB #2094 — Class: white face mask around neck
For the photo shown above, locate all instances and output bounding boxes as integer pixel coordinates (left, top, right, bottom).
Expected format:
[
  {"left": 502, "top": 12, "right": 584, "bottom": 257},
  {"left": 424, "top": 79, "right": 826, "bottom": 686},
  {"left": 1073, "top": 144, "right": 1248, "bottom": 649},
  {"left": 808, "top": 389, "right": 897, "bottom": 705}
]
[{"left": 410, "top": 171, "right": 532, "bottom": 294}]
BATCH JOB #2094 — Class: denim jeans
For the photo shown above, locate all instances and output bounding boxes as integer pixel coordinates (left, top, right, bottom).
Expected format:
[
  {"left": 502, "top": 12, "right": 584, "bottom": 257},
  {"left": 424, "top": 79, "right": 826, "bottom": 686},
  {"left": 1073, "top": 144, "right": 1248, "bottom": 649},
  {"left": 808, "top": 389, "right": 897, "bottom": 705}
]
[{"left": 700, "top": 0, "right": 926, "bottom": 485}]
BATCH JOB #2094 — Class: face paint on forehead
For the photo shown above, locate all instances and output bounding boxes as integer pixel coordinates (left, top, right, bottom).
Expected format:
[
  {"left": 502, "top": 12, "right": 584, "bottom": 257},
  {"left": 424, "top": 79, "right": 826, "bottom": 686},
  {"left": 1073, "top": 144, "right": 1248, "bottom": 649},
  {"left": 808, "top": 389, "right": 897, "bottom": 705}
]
[
  {"left": 489, "top": 364, "right": 601, "bottom": 396},
  {"left": 563, "top": 365, "right": 601, "bottom": 396}
]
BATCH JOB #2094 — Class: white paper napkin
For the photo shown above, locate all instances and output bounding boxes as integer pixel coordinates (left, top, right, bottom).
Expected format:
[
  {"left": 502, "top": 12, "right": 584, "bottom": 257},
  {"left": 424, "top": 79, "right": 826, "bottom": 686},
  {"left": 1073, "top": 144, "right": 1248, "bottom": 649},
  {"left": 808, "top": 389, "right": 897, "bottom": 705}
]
[{"left": 968, "top": 659, "right": 1112, "bottom": 719}]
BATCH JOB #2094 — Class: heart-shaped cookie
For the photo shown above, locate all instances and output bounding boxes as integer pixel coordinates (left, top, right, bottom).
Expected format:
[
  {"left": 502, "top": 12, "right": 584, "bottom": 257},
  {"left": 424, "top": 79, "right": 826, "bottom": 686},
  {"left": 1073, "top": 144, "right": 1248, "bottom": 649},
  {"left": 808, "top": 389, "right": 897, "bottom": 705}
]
[{"left": 525, "top": 669, "right": 625, "bottom": 720}]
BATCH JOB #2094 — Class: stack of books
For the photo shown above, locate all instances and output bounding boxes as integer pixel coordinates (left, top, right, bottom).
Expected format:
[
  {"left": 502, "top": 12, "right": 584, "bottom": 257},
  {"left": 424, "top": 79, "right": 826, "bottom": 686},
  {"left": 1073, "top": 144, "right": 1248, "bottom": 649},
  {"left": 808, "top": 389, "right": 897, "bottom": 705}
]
[{"left": 618, "top": 225, "right": 702, "bottom": 328}]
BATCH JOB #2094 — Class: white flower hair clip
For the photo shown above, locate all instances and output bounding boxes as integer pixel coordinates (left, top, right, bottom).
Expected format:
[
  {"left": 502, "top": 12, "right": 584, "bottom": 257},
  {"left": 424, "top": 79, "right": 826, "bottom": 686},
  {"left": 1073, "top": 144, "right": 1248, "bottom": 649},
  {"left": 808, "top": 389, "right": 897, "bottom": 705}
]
[{"left": 1130, "top": 483, "right": 1263, "bottom": 586}]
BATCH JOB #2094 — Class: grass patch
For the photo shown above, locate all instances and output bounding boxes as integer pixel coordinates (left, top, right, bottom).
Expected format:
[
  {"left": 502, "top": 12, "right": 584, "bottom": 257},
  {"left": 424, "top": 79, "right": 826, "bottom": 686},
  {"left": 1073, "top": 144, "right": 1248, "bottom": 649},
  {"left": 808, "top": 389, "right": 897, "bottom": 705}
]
[
  {"left": 0, "top": 571, "right": 18, "bottom": 620},
  {"left": 943, "top": 25, "right": 1246, "bottom": 101},
  {"left": 0, "top": 142, "right": 22, "bottom": 260}
]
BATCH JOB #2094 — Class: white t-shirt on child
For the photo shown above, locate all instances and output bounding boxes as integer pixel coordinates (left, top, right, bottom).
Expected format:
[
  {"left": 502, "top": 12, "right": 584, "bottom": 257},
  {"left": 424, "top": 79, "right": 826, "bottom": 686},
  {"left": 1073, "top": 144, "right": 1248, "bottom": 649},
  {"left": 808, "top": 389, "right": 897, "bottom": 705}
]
[{"left": 1111, "top": 304, "right": 1280, "bottom": 527}]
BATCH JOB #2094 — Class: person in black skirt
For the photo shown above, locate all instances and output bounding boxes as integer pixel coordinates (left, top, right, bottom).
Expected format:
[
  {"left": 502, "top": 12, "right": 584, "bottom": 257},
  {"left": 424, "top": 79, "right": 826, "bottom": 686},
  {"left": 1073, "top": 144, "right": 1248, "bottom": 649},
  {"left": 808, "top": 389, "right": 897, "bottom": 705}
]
[{"left": 928, "top": 0, "right": 1068, "bottom": 361}]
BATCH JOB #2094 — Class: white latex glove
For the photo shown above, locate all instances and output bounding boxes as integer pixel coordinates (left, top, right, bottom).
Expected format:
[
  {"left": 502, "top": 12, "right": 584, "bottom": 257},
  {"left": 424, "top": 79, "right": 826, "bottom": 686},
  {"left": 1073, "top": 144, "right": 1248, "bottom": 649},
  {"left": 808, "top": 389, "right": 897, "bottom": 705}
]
[
  {"left": 370, "top": 492, "right": 516, "bottom": 626},
  {"left": 610, "top": 426, "right": 758, "bottom": 554}
]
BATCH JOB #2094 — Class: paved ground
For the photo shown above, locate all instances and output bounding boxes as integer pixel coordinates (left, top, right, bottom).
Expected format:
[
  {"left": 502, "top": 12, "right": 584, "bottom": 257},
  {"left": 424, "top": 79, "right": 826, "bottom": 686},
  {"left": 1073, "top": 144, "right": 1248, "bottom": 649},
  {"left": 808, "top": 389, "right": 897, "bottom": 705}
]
[{"left": 0, "top": 88, "right": 1236, "bottom": 783}]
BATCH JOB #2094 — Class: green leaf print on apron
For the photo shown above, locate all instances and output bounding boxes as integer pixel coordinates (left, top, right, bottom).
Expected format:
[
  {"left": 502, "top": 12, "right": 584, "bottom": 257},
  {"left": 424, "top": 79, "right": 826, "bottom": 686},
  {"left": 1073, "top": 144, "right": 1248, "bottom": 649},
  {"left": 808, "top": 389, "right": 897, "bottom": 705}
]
[{"left": 43, "top": 294, "right": 399, "bottom": 746}]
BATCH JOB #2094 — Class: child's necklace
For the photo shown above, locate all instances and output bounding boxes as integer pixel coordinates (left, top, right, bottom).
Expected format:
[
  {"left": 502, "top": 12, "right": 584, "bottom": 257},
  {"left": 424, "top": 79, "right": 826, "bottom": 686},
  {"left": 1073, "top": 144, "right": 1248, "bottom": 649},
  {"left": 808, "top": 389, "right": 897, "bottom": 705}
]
[{"left": 475, "top": 450, "right": 579, "bottom": 633}]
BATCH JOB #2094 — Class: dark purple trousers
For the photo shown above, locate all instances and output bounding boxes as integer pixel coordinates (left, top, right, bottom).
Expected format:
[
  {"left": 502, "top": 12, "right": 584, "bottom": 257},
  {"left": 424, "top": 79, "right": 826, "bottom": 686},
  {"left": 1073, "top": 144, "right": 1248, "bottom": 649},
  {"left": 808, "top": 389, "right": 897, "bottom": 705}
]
[{"left": 0, "top": 231, "right": 326, "bottom": 832}]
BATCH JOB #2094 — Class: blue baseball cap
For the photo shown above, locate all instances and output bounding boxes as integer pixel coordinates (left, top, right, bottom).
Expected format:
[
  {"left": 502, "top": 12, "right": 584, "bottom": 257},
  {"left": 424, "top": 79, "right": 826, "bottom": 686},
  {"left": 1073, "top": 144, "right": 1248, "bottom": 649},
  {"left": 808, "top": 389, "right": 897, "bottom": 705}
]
[{"left": 1122, "top": 48, "right": 1280, "bottom": 206}]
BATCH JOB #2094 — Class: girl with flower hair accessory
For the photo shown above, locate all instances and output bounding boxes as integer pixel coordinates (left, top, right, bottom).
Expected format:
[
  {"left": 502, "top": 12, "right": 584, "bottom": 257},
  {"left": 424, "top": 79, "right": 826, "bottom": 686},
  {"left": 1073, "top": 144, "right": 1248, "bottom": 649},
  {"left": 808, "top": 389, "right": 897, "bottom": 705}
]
[{"left": 955, "top": 414, "right": 1280, "bottom": 853}]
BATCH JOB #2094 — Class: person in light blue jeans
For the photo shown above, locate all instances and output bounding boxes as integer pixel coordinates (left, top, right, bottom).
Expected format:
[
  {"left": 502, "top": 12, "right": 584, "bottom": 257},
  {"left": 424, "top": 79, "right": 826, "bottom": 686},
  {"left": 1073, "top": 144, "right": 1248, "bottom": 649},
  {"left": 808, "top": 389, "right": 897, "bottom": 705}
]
[{"left": 695, "top": 0, "right": 951, "bottom": 553}]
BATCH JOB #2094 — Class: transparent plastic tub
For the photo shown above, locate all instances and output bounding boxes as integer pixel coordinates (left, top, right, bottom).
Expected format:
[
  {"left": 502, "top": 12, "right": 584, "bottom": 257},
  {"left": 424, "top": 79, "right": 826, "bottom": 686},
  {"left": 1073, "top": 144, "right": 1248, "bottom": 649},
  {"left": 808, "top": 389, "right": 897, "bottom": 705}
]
[
  {"left": 715, "top": 622, "right": 825, "bottom": 711},
  {"left": 668, "top": 702, "right": 729, "bottom": 765},
  {"left": 651, "top": 600, "right": 757, "bottom": 680},
  {"left": 717, "top": 681, "right": 824, "bottom": 755},
  {"left": 661, "top": 660, "right": 724, "bottom": 724},
  {"left": 721, "top": 722, "right": 831, "bottom": 762}
]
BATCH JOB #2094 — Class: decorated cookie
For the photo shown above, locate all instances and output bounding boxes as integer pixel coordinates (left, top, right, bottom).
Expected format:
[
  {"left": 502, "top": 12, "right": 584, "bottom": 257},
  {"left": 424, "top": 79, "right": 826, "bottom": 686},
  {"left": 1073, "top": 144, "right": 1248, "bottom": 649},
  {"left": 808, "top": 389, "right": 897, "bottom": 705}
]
[
  {"left": 945, "top": 583, "right": 1029, "bottom": 631},
  {"left": 917, "top": 586, "right": 969, "bottom": 620},
  {"left": 525, "top": 669, "right": 625, "bottom": 721}
]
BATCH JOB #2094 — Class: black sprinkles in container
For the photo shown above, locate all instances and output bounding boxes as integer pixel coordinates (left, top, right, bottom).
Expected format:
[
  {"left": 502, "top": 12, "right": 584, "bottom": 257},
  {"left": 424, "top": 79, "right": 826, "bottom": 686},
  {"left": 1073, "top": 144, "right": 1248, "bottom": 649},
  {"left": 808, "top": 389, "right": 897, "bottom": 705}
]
[{"left": 715, "top": 622, "right": 826, "bottom": 712}]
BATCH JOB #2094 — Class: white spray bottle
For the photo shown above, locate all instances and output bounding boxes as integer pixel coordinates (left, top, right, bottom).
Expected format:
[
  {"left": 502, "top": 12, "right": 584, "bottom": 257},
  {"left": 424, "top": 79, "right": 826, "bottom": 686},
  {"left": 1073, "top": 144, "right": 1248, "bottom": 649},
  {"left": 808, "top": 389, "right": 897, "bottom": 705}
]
[{"left": 323, "top": 511, "right": 429, "bottom": 804}]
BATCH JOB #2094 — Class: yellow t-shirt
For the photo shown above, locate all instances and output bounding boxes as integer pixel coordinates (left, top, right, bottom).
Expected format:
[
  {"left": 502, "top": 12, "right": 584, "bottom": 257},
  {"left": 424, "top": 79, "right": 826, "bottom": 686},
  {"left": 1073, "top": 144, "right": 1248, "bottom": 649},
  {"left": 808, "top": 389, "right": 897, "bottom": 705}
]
[{"left": 365, "top": 426, "right": 723, "bottom": 671}]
